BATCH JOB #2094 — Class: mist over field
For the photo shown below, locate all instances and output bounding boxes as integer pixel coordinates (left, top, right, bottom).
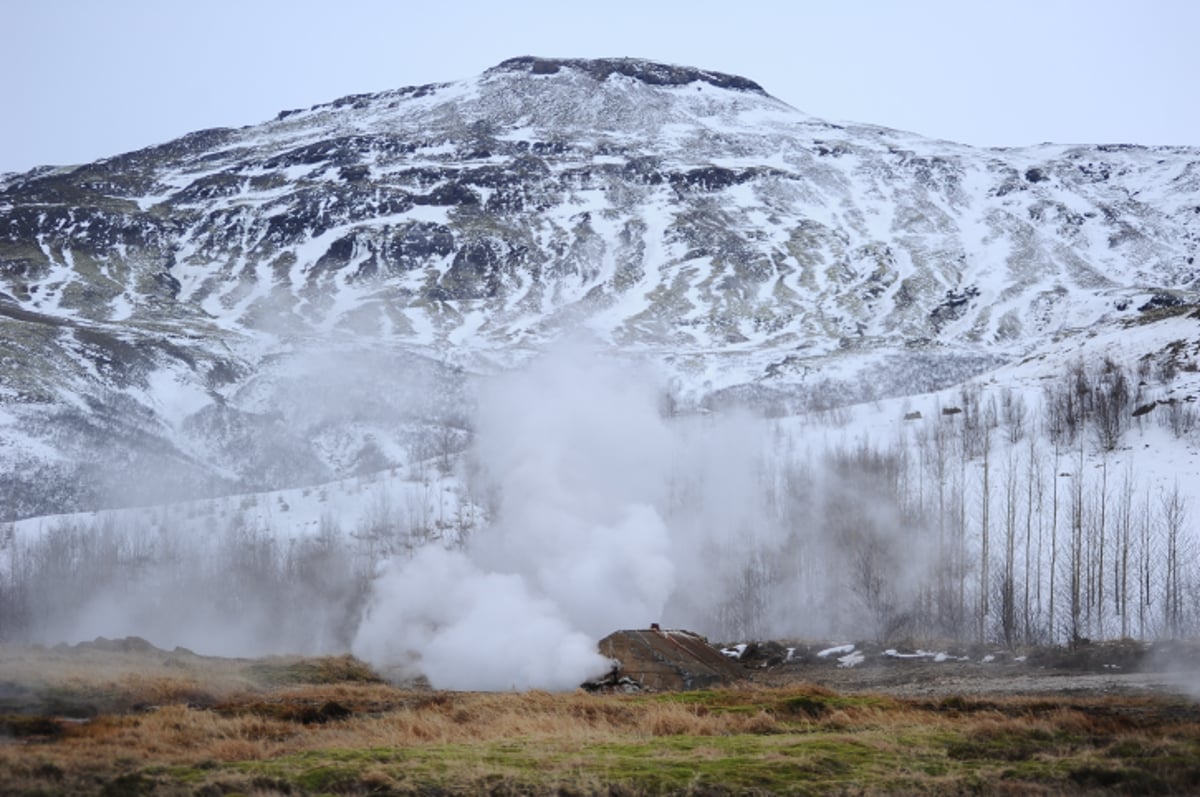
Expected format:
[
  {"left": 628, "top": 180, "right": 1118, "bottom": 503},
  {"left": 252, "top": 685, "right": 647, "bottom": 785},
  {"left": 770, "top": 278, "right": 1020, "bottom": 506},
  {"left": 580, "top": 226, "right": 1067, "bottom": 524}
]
[
  {"left": 2, "top": 330, "right": 1195, "bottom": 692},
  {"left": 0, "top": 57, "right": 1198, "bottom": 693},
  {"left": 353, "top": 346, "right": 673, "bottom": 688}
]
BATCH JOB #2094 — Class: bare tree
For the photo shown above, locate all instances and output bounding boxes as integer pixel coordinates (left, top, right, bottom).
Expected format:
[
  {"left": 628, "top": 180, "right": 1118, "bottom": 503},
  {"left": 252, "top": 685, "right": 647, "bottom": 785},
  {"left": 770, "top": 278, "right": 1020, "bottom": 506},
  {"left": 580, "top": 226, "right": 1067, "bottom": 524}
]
[
  {"left": 1092, "top": 358, "right": 1130, "bottom": 452},
  {"left": 1000, "top": 450, "right": 1019, "bottom": 647},
  {"left": 1024, "top": 431, "right": 1043, "bottom": 643},
  {"left": 1161, "top": 483, "right": 1187, "bottom": 637},
  {"left": 1069, "top": 443, "right": 1085, "bottom": 645},
  {"left": 923, "top": 411, "right": 956, "bottom": 635},
  {"left": 977, "top": 397, "right": 995, "bottom": 644},
  {"left": 1115, "top": 465, "right": 1135, "bottom": 639},
  {"left": 1048, "top": 438, "right": 1061, "bottom": 643},
  {"left": 1139, "top": 485, "right": 1155, "bottom": 640},
  {"left": 1002, "top": 388, "right": 1027, "bottom": 444},
  {"left": 1089, "top": 455, "right": 1109, "bottom": 638}
]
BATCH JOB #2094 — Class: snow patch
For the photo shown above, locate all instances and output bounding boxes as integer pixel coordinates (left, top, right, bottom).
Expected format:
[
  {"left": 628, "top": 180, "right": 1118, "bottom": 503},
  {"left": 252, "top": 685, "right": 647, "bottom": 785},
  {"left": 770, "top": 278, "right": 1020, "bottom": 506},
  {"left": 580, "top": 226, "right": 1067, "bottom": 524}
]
[{"left": 817, "top": 643, "right": 856, "bottom": 658}]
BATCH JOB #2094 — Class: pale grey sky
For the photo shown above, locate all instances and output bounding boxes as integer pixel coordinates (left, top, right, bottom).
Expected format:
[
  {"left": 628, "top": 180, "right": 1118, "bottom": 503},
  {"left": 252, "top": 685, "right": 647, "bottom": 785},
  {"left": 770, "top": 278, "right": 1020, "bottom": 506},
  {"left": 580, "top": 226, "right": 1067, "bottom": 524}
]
[{"left": 3, "top": 0, "right": 1196, "bottom": 173}]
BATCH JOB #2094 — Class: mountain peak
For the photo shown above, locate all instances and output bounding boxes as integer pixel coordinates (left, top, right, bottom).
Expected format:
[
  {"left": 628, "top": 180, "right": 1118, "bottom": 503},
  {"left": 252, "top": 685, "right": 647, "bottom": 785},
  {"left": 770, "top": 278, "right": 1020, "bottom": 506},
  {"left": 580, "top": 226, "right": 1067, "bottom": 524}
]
[
  {"left": 1, "top": 56, "right": 1198, "bottom": 521},
  {"left": 487, "top": 56, "right": 767, "bottom": 95}
]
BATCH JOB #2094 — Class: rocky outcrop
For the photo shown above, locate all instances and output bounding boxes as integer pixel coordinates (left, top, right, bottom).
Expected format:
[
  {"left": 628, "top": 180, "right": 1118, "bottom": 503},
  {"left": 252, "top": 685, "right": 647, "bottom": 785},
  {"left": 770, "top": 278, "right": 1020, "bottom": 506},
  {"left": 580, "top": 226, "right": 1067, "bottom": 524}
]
[
  {"left": 490, "top": 56, "right": 768, "bottom": 93},
  {"left": 593, "top": 628, "right": 746, "bottom": 691}
]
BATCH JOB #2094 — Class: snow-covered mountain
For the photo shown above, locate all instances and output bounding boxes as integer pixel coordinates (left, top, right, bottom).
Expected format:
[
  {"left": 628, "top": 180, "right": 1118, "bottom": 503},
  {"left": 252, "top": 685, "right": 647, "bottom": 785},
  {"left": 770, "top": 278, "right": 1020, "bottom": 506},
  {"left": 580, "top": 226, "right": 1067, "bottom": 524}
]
[{"left": 1, "top": 56, "right": 1198, "bottom": 520}]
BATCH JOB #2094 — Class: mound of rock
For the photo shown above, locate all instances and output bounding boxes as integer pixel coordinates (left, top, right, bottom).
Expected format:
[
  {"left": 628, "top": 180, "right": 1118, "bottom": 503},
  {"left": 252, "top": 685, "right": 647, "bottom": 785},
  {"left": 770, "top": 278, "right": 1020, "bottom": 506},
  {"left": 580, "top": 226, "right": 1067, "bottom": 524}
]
[{"left": 587, "top": 627, "right": 746, "bottom": 691}]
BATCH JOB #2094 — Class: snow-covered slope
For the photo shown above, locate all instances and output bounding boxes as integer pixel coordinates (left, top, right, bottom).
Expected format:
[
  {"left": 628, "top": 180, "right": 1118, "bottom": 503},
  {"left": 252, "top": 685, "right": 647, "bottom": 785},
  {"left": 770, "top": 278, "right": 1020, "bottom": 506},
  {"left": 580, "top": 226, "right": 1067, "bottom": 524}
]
[{"left": 0, "top": 56, "right": 1198, "bottom": 519}]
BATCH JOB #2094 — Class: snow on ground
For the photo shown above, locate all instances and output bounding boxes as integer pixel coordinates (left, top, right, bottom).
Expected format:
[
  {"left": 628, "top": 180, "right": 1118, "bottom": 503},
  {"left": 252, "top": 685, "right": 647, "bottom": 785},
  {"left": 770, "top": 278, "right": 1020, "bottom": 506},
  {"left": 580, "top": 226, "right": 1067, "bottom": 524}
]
[
  {"left": 817, "top": 643, "right": 856, "bottom": 658},
  {"left": 106, "top": 291, "right": 134, "bottom": 322},
  {"left": 142, "top": 366, "right": 214, "bottom": 427},
  {"left": 3, "top": 59, "right": 1199, "bottom": 673},
  {"left": 934, "top": 653, "right": 971, "bottom": 663},
  {"left": 5, "top": 465, "right": 474, "bottom": 557},
  {"left": 813, "top": 646, "right": 871, "bottom": 669},
  {"left": 883, "top": 649, "right": 973, "bottom": 663},
  {"left": 884, "top": 649, "right": 935, "bottom": 659}
]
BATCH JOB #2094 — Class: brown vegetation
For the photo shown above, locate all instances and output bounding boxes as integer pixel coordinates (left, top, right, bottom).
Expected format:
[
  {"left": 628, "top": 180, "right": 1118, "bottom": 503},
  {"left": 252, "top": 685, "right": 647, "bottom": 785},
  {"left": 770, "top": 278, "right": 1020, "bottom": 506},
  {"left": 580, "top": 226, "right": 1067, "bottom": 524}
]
[{"left": 3, "top": 645, "right": 1200, "bottom": 795}]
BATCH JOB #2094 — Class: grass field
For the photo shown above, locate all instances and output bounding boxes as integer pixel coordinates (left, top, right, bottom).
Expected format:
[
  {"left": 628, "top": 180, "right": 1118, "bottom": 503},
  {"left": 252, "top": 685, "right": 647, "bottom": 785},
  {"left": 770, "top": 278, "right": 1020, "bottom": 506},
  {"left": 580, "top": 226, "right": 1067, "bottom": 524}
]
[{"left": 2, "top": 645, "right": 1200, "bottom": 795}]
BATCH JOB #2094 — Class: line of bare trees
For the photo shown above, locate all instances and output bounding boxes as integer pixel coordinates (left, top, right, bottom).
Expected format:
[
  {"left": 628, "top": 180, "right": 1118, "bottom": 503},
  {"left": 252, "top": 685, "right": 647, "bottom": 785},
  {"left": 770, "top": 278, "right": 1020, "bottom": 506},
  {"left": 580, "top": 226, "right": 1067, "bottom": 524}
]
[
  {"left": 702, "top": 355, "right": 1197, "bottom": 647},
  {"left": 1, "top": 352, "right": 1195, "bottom": 651},
  {"left": 0, "top": 474, "right": 477, "bottom": 650}
]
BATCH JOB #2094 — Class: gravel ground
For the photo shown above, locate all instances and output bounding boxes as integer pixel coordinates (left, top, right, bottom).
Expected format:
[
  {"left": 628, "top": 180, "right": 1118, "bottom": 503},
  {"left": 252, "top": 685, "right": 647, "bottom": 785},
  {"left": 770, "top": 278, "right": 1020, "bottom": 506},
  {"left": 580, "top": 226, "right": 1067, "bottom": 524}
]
[{"left": 737, "top": 639, "right": 1200, "bottom": 699}]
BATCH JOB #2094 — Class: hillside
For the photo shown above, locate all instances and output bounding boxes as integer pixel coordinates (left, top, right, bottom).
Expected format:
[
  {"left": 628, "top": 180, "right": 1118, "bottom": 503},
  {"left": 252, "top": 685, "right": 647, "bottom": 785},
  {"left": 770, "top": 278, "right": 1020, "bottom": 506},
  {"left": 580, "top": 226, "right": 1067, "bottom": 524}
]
[
  {"left": 1, "top": 59, "right": 1199, "bottom": 685},
  {"left": 2, "top": 56, "right": 1198, "bottom": 519}
]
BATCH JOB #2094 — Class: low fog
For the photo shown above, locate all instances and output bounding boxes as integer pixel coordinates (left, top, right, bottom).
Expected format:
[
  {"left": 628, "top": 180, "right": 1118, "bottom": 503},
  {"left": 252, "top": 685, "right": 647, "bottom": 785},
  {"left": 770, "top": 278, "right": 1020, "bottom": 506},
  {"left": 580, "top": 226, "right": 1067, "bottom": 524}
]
[
  {"left": 4, "top": 341, "right": 1197, "bottom": 692},
  {"left": 354, "top": 347, "right": 676, "bottom": 688},
  {"left": 1, "top": 341, "right": 926, "bottom": 685}
]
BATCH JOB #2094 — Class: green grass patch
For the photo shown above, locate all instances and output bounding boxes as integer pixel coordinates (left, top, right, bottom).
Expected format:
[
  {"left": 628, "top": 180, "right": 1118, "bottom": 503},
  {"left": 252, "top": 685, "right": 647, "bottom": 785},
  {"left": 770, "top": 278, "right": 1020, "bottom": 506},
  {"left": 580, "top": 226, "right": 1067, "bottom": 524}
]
[
  {"left": 7, "top": 669, "right": 1200, "bottom": 796},
  {"left": 201, "top": 732, "right": 961, "bottom": 795},
  {"left": 647, "top": 686, "right": 896, "bottom": 724},
  {"left": 22, "top": 717, "right": 1200, "bottom": 795}
]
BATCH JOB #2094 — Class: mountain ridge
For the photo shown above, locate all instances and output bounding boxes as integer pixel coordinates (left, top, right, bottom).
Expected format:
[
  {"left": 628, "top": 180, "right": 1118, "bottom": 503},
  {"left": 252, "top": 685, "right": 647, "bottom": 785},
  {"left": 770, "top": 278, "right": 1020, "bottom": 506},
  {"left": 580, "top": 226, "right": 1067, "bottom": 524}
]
[{"left": 0, "top": 56, "right": 1197, "bottom": 520}]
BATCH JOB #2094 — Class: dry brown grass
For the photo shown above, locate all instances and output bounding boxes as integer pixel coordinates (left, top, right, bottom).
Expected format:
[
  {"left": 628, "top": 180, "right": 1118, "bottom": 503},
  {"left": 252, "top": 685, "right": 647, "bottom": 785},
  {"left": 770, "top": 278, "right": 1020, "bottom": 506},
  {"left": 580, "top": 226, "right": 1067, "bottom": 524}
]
[
  {"left": 0, "top": 642, "right": 258, "bottom": 714},
  {"left": 2, "top": 647, "right": 1200, "bottom": 795}
]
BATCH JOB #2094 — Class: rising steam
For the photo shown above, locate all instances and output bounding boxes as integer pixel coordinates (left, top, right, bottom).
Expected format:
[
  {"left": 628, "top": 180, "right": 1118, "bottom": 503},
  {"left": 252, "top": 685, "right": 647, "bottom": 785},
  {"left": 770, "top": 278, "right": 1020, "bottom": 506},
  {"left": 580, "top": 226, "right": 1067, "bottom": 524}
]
[
  {"left": 4, "top": 340, "right": 943, "bottom": 688},
  {"left": 352, "top": 346, "right": 675, "bottom": 689}
]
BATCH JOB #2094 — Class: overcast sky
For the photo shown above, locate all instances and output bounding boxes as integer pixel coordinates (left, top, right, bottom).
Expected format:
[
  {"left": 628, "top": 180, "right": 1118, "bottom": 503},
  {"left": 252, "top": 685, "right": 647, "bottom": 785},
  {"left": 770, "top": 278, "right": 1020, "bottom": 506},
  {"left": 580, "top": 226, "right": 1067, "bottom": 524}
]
[{"left": 3, "top": 0, "right": 1196, "bottom": 174}]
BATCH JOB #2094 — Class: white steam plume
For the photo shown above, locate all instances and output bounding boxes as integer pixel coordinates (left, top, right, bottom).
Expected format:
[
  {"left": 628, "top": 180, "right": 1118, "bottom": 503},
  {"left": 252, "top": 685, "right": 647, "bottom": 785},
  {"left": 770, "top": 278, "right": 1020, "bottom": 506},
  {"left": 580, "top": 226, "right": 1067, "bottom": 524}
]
[
  {"left": 352, "top": 546, "right": 606, "bottom": 691},
  {"left": 352, "top": 345, "right": 675, "bottom": 689}
]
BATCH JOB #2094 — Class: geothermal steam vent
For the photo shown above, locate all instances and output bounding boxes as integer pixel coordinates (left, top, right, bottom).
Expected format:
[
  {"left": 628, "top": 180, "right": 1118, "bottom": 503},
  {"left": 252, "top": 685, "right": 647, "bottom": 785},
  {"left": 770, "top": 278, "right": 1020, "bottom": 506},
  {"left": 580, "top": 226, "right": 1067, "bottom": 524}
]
[{"left": 595, "top": 627, "right": 745, "bottom": 690}]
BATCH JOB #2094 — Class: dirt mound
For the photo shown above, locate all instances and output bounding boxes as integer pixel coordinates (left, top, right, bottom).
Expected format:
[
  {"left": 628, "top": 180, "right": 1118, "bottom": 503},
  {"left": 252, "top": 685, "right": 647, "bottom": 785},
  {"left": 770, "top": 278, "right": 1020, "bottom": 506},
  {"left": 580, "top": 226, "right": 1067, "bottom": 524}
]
[
  {"left": 55, "top": 636, "right": 171, "bottom": 655},
  {"left": 592, "top": 628, "right": 745, "bottom": 691}
]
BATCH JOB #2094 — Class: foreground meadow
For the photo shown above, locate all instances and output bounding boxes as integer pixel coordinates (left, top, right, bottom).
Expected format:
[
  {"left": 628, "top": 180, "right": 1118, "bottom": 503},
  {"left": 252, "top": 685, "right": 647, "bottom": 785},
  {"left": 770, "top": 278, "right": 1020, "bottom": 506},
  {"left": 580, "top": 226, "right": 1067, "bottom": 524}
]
[{"left": 2, "top": 644, "right": 1199, "bottom": 795}]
